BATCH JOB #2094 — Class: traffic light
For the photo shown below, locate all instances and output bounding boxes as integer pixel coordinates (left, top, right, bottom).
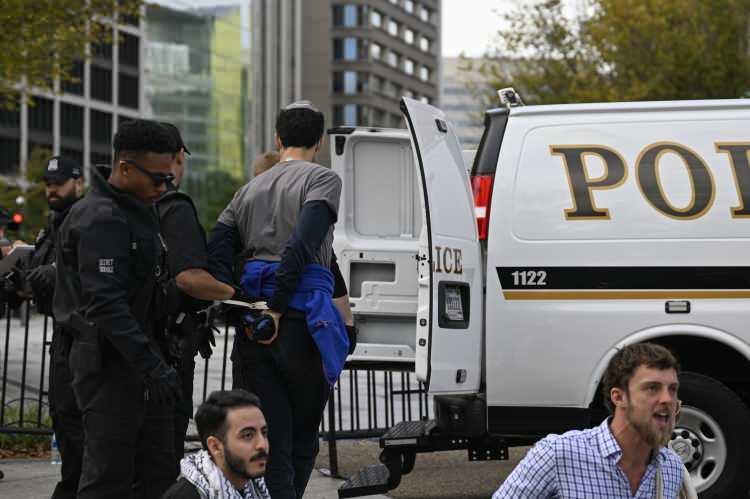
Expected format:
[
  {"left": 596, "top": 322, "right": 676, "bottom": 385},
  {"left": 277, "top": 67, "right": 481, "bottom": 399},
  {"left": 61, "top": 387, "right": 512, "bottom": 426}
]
[{"left": 7, "top": 212, "right": 23, "bottom": 231}]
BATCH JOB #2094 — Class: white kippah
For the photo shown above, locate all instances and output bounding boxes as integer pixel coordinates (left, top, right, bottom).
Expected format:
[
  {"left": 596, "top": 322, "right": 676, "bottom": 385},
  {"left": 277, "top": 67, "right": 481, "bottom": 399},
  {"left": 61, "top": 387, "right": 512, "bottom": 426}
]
[{"left": 283, "top": 100, "right": 320, "bottom": 113}]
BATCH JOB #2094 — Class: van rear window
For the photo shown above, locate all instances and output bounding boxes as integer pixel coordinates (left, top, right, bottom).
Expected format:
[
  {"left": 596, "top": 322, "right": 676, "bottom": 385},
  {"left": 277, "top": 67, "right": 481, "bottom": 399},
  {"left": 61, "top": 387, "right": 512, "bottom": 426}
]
[{"left": 471, "top": 108, "right": 509, "bottom": 176}]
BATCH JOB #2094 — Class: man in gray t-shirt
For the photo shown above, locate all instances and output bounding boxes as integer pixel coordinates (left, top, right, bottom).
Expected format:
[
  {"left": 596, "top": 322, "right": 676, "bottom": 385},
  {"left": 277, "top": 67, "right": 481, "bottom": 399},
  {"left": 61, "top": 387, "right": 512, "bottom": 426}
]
[
  {"left": 209, "top": 101, "right": 345, "bottom": 499},
  {"left": 218, "top": 157, "right": 341, "bottom": 267}
]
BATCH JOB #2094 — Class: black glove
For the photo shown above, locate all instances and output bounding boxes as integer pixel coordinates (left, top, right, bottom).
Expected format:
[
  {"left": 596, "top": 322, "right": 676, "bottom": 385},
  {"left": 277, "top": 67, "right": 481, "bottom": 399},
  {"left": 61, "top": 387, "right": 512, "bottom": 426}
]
[
  {"left": 346, "top": 324, "right": 358, "bottom": 355},
  {"left": 27, "top": 264, "right": 55, "bottom": 291},
  {"left": 196, "top": 323, "right": 220, "bottom": 359},
  {"left": 144, "top": 361, "right": 181, "bottom": 406}
]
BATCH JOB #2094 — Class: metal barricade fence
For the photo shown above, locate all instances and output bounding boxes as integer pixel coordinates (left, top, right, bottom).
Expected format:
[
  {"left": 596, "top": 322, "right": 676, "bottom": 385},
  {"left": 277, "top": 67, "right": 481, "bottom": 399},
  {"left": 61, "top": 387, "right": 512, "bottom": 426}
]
[{"left": 0, "top": 300, "right": 431, "bottom": 473}]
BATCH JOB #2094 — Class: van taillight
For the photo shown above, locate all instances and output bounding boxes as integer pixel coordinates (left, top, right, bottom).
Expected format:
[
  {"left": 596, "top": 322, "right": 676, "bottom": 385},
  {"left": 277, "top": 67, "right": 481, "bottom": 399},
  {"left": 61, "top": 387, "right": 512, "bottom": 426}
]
[{"left": 471, "top": 174, "right": 494, "bottom": 240}]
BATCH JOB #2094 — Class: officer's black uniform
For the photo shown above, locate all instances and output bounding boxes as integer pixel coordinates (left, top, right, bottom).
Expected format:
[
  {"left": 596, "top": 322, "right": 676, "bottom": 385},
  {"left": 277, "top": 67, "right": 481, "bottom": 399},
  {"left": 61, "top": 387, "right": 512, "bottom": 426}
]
[
  {"left": 155, "top": 185, "right": 212, "bottom": 465},
  {"left": 26, "top": 157, "right": 84, "bottom": 499},
  {"left": 53, "top": 165, "right": 179, "bottom": 499}
]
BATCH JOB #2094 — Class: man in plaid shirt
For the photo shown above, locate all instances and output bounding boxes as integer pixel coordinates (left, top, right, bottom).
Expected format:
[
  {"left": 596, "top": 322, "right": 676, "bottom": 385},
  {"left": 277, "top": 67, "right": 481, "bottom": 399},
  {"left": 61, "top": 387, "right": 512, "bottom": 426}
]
[{"left": 493, "top": 343, "right": 685, "bottom": 498}]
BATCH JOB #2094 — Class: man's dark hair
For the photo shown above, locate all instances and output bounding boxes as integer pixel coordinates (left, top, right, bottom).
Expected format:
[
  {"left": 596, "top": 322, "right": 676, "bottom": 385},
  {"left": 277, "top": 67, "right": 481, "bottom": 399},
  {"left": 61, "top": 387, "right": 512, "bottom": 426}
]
[
  {"left": 195, "top": 389, "right": 263, "bottom": 450},
  {"left": 113, "top": 119, "right": 176, "bottom": 160},
  {"left": 275, "top": 104, "right": 325, "bottom": 149},
  {"left": 601, "top": 342, "right": 680, "bottom": 413}
]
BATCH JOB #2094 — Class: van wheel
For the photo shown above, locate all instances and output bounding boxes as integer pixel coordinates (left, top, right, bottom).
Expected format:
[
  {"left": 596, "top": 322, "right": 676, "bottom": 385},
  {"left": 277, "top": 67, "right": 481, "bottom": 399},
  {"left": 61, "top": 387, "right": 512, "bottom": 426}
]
[{"left": 669, "top": 372, "right": 750, "bottom": 498}]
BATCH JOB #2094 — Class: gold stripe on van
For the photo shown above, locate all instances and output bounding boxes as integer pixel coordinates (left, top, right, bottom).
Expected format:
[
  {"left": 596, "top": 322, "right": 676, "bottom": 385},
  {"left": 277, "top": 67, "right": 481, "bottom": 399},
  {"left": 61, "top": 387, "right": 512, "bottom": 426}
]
[{"left": 502, "top": 290, "right": 750, "bottom": 300}]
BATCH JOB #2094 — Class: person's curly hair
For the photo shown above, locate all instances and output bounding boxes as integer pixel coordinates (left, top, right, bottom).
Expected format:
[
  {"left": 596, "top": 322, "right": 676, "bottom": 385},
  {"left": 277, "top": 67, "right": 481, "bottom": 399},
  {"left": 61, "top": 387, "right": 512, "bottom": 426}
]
[{"left": 113, "top": 119, "right": 176, "bottom": 160}]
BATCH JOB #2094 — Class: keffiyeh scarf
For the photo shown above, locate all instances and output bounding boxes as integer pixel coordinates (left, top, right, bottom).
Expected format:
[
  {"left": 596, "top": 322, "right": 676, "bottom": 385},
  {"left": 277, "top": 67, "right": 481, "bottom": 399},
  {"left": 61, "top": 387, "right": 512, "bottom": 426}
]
[{"left": 181, "top": 450, "right": 271, "bottom": 499}]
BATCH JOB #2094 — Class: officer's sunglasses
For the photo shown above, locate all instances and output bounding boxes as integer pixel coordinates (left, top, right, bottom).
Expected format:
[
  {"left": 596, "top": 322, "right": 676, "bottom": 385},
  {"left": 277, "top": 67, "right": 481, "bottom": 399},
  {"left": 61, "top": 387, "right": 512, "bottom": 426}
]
[{"left": 120, "top": 159, "right": 175, "bottom": 187}]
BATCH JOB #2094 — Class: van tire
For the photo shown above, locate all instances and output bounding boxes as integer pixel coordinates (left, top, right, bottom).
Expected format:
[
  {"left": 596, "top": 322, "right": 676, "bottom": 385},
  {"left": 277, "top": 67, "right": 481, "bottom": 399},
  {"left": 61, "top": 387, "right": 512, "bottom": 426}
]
[{"left": 675, "top": 372, "right": 750, "bottom": 498}]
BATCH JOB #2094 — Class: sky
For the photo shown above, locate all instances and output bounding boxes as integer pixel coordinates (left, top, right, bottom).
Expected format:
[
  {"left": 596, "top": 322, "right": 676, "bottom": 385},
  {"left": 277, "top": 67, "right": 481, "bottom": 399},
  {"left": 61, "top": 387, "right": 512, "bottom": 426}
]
[
  {"left": 441, "top": 0, "right": 513, "bottom": 57},
  {"left": 153, "top": 0, "right": 512, "bottom": 58}
]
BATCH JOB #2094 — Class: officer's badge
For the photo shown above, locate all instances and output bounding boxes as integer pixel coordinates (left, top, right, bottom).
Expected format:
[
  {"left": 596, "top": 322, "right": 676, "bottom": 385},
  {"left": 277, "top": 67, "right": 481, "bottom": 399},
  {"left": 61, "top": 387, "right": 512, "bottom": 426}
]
[{"left": 47, "top": 159, "right": 58, "bottom": 172}]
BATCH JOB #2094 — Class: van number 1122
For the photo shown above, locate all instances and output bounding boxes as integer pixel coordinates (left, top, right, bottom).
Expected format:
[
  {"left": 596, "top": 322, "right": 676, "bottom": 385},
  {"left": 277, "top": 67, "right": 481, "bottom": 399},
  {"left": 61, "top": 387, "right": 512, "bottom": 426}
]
[{"left": 512, "top": 270, "right": 547, "bottom": 286}]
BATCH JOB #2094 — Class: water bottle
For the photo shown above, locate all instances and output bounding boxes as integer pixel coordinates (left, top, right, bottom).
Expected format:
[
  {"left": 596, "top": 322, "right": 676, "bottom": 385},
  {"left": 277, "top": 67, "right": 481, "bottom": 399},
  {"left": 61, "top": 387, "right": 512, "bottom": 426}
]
[{"left": 50, "top": 433, "right": 61, "bottom": 464}]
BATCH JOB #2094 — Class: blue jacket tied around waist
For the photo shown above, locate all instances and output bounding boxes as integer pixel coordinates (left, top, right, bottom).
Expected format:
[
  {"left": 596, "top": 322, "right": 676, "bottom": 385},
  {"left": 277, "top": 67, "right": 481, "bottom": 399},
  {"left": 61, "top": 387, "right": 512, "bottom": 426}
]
[{"left": 240, "top": 260, "right": 349, "bottom": 386}]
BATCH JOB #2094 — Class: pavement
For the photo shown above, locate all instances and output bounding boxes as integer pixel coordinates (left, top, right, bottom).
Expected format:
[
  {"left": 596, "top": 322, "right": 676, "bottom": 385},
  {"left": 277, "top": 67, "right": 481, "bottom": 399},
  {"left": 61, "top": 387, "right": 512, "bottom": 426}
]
[
  {"left": 0, "top": 456, "right": 387, "bottom": 499},
  {"left": 0, "top": 438, "right": 526, "bottom": 499}
]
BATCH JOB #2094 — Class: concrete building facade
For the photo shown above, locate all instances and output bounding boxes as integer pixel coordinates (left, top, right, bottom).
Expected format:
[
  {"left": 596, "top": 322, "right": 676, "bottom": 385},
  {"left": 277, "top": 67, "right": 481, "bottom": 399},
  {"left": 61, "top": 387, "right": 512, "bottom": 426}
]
[
  {"left": 251, "top": 0, "right": 441, "bottom": 164},
  {"left": 0, "top": 15, "right": 144, "bottom": 178}
]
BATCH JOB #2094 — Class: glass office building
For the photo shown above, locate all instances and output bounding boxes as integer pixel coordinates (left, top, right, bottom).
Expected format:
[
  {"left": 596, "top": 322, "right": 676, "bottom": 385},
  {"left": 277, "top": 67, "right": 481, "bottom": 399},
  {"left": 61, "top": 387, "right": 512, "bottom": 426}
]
[{"left": 144, "top": 2, "right": 250, "bottom": 225}]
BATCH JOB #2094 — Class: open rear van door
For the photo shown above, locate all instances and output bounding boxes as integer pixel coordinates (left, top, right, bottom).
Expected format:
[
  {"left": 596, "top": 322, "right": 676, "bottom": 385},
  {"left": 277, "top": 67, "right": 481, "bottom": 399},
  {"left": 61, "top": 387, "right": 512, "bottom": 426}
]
[{"left": 401, "top": 98, "right": 483, "bottom": 394}]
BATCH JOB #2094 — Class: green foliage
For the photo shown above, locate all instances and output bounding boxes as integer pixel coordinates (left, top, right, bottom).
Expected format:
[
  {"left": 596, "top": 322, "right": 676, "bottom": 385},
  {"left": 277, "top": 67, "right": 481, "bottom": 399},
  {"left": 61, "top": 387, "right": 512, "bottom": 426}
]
[
  {"left": 188, "top": 168, "right": 243, "bottom": 232},
  {"left": 0, "top": 402, "right": 52, "bottom": 457},
  {"left": 469, "top": 0, "right": 750, "bottom": 105},
  {"left": 0, "top": 148, "right": 53, "bottom": 242},
  {"left": 0, "top": 0, "right": 143, "bottom": 109}
]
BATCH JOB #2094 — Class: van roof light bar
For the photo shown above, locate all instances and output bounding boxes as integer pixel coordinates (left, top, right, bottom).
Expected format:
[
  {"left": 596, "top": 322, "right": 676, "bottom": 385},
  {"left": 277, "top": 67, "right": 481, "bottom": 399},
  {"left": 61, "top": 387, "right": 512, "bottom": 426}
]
[{"left": 497, "top": 87, "right": 524, "bottom": 109}]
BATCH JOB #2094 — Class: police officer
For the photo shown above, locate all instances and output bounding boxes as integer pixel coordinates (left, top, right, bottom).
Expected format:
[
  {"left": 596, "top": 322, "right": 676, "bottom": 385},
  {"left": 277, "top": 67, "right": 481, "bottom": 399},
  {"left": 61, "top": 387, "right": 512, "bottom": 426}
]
[
  {"left": 53, "top": 120, "right": 181, "bottom": 499},
  {"left": 208, "top": 101, "right": 352, "bottom": 499},
  {"left": 27, "top": 156, "right": 85, "bottom": 499},
  {"left": 155, "top": 122, "right": 241, "bottom": 466}
]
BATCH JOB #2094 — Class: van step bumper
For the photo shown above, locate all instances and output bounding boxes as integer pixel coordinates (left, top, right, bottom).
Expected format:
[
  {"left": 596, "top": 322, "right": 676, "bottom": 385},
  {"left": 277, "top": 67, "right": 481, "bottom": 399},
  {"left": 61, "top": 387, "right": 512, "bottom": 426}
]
[
  {"left": 338, "top": 464, "right": 391, "bottom": 498},
  {"left": 338, "top": 420, "right": 508, "bottom": 498}
]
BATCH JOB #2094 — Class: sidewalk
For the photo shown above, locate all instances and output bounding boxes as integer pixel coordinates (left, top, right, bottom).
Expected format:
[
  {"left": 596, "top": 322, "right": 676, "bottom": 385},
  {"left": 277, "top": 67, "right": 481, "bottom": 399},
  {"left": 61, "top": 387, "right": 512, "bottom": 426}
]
[{"left": 0, "top": 458, "right": 388, "bottom": 499}]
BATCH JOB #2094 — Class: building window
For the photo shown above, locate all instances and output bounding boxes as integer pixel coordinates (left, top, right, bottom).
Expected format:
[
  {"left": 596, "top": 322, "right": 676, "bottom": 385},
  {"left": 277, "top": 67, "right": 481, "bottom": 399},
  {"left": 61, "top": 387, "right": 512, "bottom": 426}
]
[
  {"left": 343, "top": 104, "right": 357, "bottom": 125},
  {"left": 388, "top": 20, "right": 399, "bottom": 36},
  {"left": 334, "top": 71, "right": 364, "bottom": 94},
  {"left": 119, "top": 73, "right": 139, "bottom": 109},
  {"left": 334, "top": 104, "right": 360, "bottom": 126},
  {"left": 372, "top": 76, "right": 383, "bottom": 93},
  {"left": 0, "top": 137, "right": 20, "bottom": 173},
  {"left": 405, "top": 0, "right": 414, "bottom": 13},
  {"left": 420, "top": 36, "right": 430, "bottom": 52},
  {"left": 371, "top": 10, "right": 382, "bottom": 27},
  {"left": 119, "top": 31, "right": 140, "bottom": 68},
  {"left": 62, "top": 60, "right": 84, "bottom": 95},
  {"left": 0, "top": 100, "right": 20, "bottom": 127},
  {"left": 60, "top": 103, "right": 84, "bottom": 140},
  {"left": 91, "top": 65, "right": 113, "bottom": 103},
  {"left": 90, "top": 110, "right": 112, "bottom": 145},
  {"left": 334, "top": 4, "right": 360, "bottom": 27},
  {"left": 60, "top": 147, "right": 84, "bottom": 167},
  {"left": 90, "top": 151, "right": 112, "bottom": 166},
  {"left": 404, "top": 59, "right": 414, "bottom": 75},
  {"left": 419, "top": 65, "right": 430, "bottom": 81},
  {"left": 334, "top": 37, "right": 361, "bottom": 61},
  {"left": 389, "top": 0, "right": 399, "bottom": 4},
  {"left": 91, "top": 27, "right": 113, "bottom": 61},
  {"left": 28, "top": 97, "right": 53, "bottom": 133},
  {"left": 387, "top": 50, "right": 399, "bottom": 68},
  {"left": 370, "top": 42, "right": 381, "bottom": 60},
  {"left": 343, "top": 71, "right": 358, "bottom": 94},
  {"left": 404, "top": 28, "right": 414, "bottom": 45},
  {"left": 419, "top": 5, "right": 430, "bottom": 22}
]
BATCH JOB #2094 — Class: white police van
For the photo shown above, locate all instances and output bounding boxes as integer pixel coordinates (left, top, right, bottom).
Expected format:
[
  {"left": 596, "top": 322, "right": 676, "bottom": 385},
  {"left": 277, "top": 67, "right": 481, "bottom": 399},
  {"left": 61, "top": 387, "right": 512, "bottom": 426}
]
[{"left": 330, "top": 95, "right": 750, "bottom": 498}]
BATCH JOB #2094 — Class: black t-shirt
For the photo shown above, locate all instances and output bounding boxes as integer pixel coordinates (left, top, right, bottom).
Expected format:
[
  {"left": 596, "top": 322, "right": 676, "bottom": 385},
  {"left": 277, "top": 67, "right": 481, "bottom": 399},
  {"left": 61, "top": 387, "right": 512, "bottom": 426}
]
[
  {"left": 157, "top": 192, "right": 211, "bottom": 312},
  {"left": 159, "top": 195, "right": 209, "bottom": 276}
]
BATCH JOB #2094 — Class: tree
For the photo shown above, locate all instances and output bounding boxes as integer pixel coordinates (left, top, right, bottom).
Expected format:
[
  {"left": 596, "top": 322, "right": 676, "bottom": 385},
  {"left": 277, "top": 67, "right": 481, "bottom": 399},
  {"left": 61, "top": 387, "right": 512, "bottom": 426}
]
[
  {"left": 0, "top": 147, "right": 52, "bottom": 242},
  {"left": 0, "top": 0, "right": 142, "bottom": 109},
  {"left": 469, "top": 0, "right": 750, "bottom": 105}
]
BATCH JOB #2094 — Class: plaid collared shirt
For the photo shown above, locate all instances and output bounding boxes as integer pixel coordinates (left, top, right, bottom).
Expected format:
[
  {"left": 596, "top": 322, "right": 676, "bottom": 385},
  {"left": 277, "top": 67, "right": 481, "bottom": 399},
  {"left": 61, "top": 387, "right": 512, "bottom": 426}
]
[{"left": 492, "top": 418, "right": 684, "bottom": 499}]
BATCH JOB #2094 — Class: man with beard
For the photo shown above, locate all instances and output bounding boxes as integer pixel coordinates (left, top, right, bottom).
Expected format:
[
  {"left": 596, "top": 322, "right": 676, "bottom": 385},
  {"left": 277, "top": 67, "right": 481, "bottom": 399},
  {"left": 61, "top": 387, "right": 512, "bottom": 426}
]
[
  {"left": 492, "top": 343, "right": 686, "bottom": 498},
  {"left": 25, "top": 156, "right": 85, "bottom": 498},
  {"left": 162, "top": 389, "right": 271, "bottom": 499}
]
